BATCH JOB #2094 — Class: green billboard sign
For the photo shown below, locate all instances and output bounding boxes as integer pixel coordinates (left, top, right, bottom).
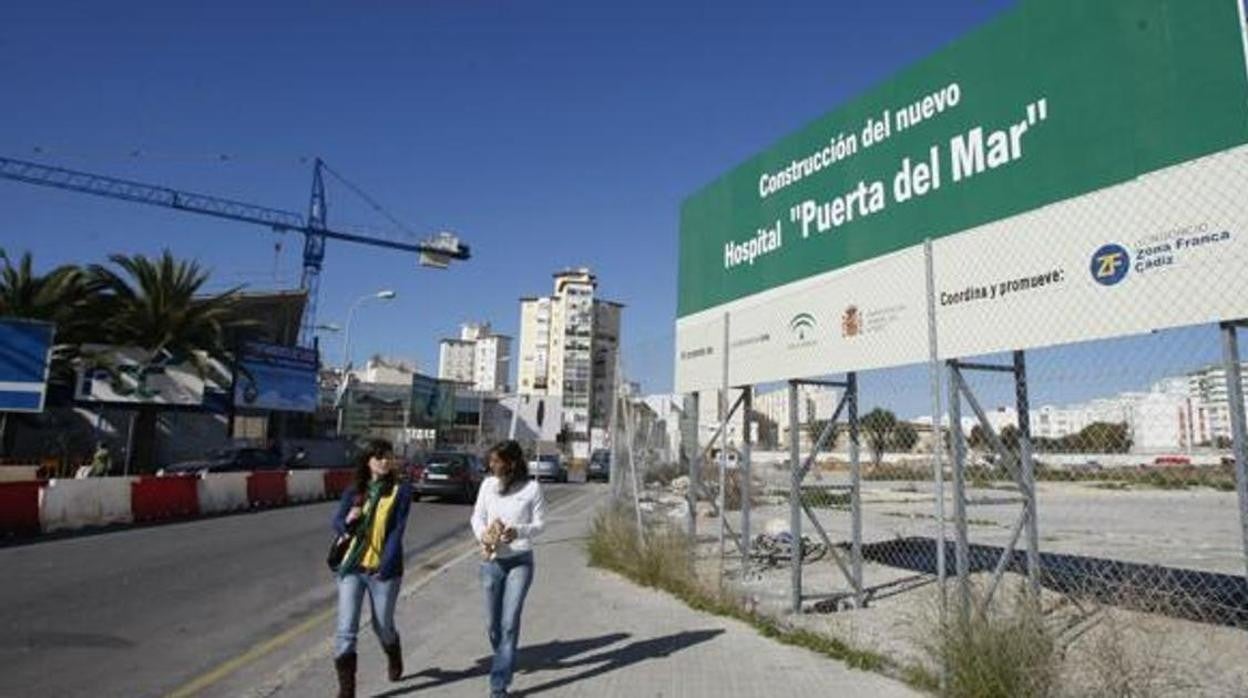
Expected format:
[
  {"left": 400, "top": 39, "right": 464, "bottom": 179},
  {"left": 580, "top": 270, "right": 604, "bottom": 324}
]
[{"left": 678, "top": 0, "right": 1248, "bottom": 318}]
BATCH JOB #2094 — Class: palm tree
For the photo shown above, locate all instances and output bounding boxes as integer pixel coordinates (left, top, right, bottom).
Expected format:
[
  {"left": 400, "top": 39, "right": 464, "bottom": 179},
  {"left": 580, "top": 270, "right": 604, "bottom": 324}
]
[
  {"left": 0, "top": 250, "right": 92, "bottom": 456},
  {"left": 87, "top": 251, "right": 252, "bottom": 472},
  {"left": 0, "top": 250, "right": 91, "bottom": 342}
]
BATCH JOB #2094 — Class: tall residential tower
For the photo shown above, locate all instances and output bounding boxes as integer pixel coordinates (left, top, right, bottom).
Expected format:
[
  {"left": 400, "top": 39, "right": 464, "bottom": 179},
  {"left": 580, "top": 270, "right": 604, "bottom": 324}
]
[{"left": 517, "top": 268, "right": 622, "bottom": 459}]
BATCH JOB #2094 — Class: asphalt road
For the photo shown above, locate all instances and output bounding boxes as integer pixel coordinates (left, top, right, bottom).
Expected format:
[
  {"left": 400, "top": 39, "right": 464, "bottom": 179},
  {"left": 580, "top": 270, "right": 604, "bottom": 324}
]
[{"left": 0, "top": 483, "right": 582, "bottom": 698}]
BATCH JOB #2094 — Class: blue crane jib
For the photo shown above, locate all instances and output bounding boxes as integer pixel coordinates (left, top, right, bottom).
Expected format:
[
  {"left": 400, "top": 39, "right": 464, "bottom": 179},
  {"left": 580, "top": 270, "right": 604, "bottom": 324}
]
[{"left": 0, "top": 155, "right": 470, "bottom": 345}]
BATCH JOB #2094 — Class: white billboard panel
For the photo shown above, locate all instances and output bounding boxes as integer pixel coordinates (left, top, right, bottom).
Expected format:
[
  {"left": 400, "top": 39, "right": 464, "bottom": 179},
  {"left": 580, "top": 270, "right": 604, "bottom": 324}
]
[
  {"left": 676, "top": 247, "right": 929, "bottom": 392},
  {"left": 934, "top": 146, "right": 1248, "bottom": 360},
  {"left": 75, "top": 345, "right": 209, "bottom": 405}
]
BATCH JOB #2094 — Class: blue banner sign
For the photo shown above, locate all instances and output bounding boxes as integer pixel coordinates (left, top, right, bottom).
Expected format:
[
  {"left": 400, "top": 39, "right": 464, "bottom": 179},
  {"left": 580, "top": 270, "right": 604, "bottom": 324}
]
[
  {"left": 0, "top": 318, "right": 55, "bottom": 413},
  {"left": 234, "top": 341, "right": 319, "bottom": 413}
]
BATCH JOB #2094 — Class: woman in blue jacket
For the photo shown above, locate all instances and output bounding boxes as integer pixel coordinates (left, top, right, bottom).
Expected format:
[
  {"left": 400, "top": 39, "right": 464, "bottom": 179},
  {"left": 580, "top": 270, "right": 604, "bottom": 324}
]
[{"left": 330, "top": 440, "right": 412, "bottom": 698}]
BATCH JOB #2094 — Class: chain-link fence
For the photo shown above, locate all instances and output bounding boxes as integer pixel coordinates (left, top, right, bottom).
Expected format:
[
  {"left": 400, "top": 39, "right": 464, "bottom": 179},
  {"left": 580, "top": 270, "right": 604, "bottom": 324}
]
[{"left": 606, "top": 237, "right": 1248, "bottom": 694}]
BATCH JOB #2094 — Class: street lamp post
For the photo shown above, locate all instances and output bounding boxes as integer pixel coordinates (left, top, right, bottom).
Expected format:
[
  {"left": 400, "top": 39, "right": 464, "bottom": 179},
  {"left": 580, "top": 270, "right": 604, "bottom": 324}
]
[
  {"left": 341, "top": 290, "right": 397, "bottom": 372},
  {"left": 336, "top": 290, "right": 397, "bottom": 438}
]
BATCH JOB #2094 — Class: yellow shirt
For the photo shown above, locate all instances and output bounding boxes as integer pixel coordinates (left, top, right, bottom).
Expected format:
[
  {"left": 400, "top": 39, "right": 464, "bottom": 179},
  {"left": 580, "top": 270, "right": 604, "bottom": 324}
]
[{"left": 358, "top": 486, "right": 398, "bottom": 571}]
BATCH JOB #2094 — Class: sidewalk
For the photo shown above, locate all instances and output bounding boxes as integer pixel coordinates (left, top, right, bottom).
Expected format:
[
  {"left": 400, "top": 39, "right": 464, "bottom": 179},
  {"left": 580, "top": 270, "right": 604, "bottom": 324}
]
[{"left": 250, "top": 489, "right": 922, "bottom": 697}]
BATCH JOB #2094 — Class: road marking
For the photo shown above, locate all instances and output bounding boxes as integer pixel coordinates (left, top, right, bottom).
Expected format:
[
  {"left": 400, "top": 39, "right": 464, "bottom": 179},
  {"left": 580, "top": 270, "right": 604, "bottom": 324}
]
[{"left": 165, "top": 488, "right": 599, "bottom": 698}]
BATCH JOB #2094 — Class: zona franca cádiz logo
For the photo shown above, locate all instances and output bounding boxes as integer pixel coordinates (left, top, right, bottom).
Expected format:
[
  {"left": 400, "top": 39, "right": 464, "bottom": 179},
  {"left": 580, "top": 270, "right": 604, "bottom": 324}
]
[
  {"left": 788, "top": 312, "right": 818, "bottom": 349},
  {"left": 1090, "top": 243, "right": 1130, "bottom": 286}
]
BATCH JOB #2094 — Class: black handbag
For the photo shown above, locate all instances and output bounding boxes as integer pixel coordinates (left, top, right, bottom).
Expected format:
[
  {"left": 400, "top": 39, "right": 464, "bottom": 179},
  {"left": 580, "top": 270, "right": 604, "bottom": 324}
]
[
  {"left": 327, "top": 497, "right": 365, "bottom": 571},
  {"left": 327, "top": 531, "right": 353, "bottom": 571}
]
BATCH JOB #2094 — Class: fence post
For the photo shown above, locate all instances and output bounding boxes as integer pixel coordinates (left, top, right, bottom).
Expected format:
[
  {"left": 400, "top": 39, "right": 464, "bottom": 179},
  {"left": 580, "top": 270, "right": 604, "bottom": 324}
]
[
  {"left": 947, "top": 361, "right": 971, "bottom": 622},
  {"left": 1014, "top": 350, "right": 1041, "bottom": 599},
  {"left": 741, "top": 385, "right": 753, "bottom": 576},
  {"left": 684, "top": 392, "right": 700, "bottom": 542},
  {"left": 924, "top": 238, "right": 948, "bottom": 625},
  {"left": 848, "top": 372, "right": 863, "bottom": 607},
  {"left": 718, "top": 314, "right": 730, "bottom": 576},
  {"left": 788, "top": 380, "right": 802, "bottom": 613},
  {"left": 624, "top": 396, "right": 645, "bottom": 548},
  {"left": 1219, "top": 322, "right": 1248, "bottom": 583}
]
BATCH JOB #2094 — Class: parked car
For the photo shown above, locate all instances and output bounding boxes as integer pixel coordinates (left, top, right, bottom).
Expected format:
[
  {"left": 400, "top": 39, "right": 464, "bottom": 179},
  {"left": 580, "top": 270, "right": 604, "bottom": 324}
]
[
  {"left": 529, "top": 453, "right": 567, "bottom": 483},
  {"left": 1070, "top": 459, "right": 1103, "bottom": 472},
  {"left": 587, "top": 449, "right": 611, "bottom": 482},
  {"left": 162, "top": 447, "right": 282, "bottom": 476},
  {"left": 409, "top": 452, "right": 485, "bottom": 503},
  {"left": 1153, "top": 455, "right": 1191, "bottom": 466}
]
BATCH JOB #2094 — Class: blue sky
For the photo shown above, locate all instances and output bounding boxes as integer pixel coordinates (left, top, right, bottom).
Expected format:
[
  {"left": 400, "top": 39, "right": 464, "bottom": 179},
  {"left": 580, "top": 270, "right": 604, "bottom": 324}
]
[
  {"left": 1, "top": 0, "right": 1239, "bottom": 415},
  {"left": 0, "top": 0, "right": 1020, "bottom": 388}
]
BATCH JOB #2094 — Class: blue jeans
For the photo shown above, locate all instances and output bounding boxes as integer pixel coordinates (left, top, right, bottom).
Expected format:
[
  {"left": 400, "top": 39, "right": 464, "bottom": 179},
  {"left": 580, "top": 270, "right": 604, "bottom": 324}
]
[
  {"left": 335, "top": 572, "right": 401, "bottom": 658},
  {"left": 480, "top": 552, "right": 534, "bottom": 692}
]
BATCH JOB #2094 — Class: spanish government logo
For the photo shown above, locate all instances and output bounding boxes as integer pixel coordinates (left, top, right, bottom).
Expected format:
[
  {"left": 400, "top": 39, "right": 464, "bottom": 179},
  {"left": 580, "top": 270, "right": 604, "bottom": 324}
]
[{"left": 841, "top": 306, "right": 861, "bottom": 338}]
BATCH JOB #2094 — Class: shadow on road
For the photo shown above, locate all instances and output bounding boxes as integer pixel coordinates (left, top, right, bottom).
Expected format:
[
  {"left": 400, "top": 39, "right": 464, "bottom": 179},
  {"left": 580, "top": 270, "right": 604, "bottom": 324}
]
[{"left": 374, "top": 629, "right": 724, "bottom": 696}]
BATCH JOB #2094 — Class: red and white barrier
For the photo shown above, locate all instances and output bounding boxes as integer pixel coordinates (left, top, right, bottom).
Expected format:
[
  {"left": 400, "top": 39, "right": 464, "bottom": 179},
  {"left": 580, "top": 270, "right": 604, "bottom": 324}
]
[
  {"left": 197, "top": 473, "right": 249, "bottom": 514},
  {"left": 40, "top": 477, "right": 134, "bottom": 532},
  {"left": 324, "top": 469, "right": 354, "bottom": 499},
  {"left": 287, "top": 470, "right": 325, "bottom": 503},
  {"left": 0, "top": 481, "right": 42, "bottom": 536},
  {"left": 132, "top": 475, "right": 200, "bottom": 522},
  {"left": 246, "top": 471, "right": 288, "bottom": 507},
  {"left": 0, "top": 466, "right": 357, "bottom": 537}
]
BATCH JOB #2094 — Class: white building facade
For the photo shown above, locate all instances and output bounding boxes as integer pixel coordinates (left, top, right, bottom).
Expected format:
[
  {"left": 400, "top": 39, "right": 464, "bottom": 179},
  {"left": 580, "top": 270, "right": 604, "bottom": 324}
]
[
  {"left": 437, "top": 322, "right": 512, "bottom": 394},
  {"left": 922, "top": 373, "right": 1221, "bottom": 454},
  {"left": 517, "top": 269, "right": 622, "bottom": 460}
]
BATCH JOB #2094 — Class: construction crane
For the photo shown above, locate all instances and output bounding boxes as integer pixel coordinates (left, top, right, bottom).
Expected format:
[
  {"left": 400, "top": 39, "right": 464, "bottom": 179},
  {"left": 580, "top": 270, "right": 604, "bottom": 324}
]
[{"left": 0, "top": 155, "right": 470, "bottom": 346}]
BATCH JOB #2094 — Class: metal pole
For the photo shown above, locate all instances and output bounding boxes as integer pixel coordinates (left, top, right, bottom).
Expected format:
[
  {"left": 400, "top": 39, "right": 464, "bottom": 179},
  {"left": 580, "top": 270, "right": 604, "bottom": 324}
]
[
  {"left": 742, "top": 386, "right": 753, "bottom": 574},
  {"left": 509, "top": 393, "right": 521, "bottom": 440},
  {"left": 947, "top": 362, "right": 971, "bottom": 622},
  {"left": 847, "top": 372, "right": 863, "bottom": 607},
  {"left": 341, "top": 300, "right": 361, "bottom": 371},
  {"left": 788, "top": 380, "right": 802, "bottom": 613},
  {"left": 718, "top": 314, "right": 730, "bottom": 572},
  {"left": 685, "top": 392, "right": 700, "bottom": 541},
  {"left": 1014, "top": 350, "right": 1041, "bottom": 599},
  {"left": 608, "top": 363, "right": 621, "bottom": 498},
  {"left": 624, "top": 396, "right": 645, "bottom": 547},
  {"left": 1219, "top": 323, "right": 1248, "bottom": 583},
  {"left": 123, "top": 410, "right": 137, "bottom": 477},
  {"left": 924, "top": 239, "right": 948, "bottom": 622}
]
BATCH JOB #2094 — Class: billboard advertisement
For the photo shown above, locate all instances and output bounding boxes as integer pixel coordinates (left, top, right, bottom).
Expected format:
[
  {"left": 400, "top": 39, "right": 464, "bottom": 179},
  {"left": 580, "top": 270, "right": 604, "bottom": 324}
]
[
  {"left": 409, "top": 374, "right": 457, "bottom": 429},
  {"left": 234, "top": 341, "right": 318, "bottom": 413},
  {"left": 75, "top": 345, "right": 214, "bottom": 405},
  {"left": 0, "top": 318, "right": 55, "bottom": 413},
  {"left": 676, "top": 0, "right": 1248, "bottom": 392}
]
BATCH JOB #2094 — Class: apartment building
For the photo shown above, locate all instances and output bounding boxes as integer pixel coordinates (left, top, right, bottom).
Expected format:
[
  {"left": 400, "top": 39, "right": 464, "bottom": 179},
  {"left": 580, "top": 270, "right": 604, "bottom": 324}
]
[
  {"left": 517, "top": 268, "right": 622, "bottom": 460},
  {"left": 437, "top": 322, "right": 512, "bottom": 394}
]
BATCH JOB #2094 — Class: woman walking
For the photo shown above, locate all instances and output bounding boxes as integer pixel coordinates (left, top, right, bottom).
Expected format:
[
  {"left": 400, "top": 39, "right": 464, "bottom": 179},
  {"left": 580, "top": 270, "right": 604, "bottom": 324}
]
[
  {"left": 472, "top": 440, "right": 546, "bottom": 698},
  {"left": 330, "top": 440, "right": 412, "bottom": 698}
]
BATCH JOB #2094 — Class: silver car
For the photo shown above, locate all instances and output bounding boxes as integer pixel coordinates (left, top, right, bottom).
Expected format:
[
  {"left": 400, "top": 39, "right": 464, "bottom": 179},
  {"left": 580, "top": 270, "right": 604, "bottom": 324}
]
[{"left": 528, "top": 454, "right": 566, "bottom": 483}]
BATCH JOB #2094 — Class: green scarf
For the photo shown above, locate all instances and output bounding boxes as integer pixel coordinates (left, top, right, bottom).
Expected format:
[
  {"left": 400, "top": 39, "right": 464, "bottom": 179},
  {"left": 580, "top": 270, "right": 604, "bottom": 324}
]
[{"left": 338, "top": 480, "right": 385, "bottom": 577}]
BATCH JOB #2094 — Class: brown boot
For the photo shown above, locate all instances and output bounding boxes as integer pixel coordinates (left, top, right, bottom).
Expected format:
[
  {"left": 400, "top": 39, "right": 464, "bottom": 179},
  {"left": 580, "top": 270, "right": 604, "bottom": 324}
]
[
  {"left": 334, "top": 652, "right": 356, "bottom": 698},
  {"left": 383, "top": 637, "right": 403, "bottom": 681}
]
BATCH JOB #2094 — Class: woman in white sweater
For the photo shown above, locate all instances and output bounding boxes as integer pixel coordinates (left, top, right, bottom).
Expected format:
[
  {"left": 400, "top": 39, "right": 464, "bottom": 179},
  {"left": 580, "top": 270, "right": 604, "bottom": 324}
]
[{"left": 471, "top": 440, "right": 546, "bottom": 698}]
